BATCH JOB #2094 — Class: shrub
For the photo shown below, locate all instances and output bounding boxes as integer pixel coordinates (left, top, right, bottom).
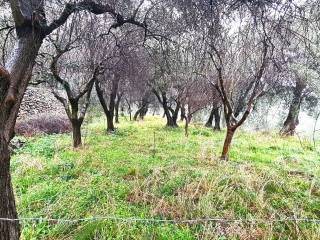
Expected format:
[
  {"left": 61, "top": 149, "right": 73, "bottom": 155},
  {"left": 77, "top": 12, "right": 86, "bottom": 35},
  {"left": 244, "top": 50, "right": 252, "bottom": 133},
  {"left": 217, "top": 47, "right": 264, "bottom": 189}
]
[{"left": 15, "top": 113, "right": 71, "bottom": 137}]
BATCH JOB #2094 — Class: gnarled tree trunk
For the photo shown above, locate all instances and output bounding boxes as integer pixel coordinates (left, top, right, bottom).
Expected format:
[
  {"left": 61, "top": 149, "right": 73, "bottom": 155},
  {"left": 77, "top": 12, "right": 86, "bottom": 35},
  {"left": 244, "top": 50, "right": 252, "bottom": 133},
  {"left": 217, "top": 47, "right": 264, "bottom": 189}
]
[
  {"left": 205, "top": 107, "right": 221, "bottom": 131},
  {"left": 180, "top": 106, "right": 186, "bottom": 121},
  {"left": 0, "top": 30, "right": 43, "bottom": 240},
  {"left": 213, "top": 108, "right": 221, "bottom": 131},
  {"left": 95, "top": 75, "right": 120, "bottom": 132},
  {"left": 164, "top": 104, "right": 179, "bottom": 127},
  {"left": 0, "top": 136, "right": 20, "bottom": 240},
  {"left": 134, "top": 104, "right": 148, "bottom": 121},
  {"left": 139, "top": 104, "right": 148, "bottom": 120},
  {"left": 71, "top": 119, "right": 82, "bottom": 148},
  {"left": 152, "top": 89, "right": 179, "bottom": 127},
  {"left": 205, "top": 108, "right": 214, "bottom": 128},
  {"left": 134, "top": 93, "right": 150, "bottom": 121},
  {"left": 280, "top": 80, "right": 306, "bottom": 136},
  {"left": 133, "top": 109, "right": 140, "bottom": 121},
  {"left": 106, "top": 112, "right": 115, "bottom": 132}
]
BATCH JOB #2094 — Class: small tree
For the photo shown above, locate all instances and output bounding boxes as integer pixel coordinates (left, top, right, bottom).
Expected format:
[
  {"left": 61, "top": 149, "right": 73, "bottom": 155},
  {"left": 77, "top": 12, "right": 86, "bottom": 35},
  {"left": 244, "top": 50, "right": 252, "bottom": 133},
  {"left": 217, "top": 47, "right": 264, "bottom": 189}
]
[
  {"left": 207, "top": 7, "right": 276, "bottom": 160},
  {"left": 49, "top": 45, "right": 100, "bottom": 147}
]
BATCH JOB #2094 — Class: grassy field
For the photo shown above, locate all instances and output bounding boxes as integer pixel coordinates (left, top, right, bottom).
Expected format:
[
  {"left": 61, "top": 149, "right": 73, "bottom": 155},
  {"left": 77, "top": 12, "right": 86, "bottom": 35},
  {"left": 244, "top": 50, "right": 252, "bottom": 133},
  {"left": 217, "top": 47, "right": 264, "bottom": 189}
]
[{"left": 12, "top": 116, "right": 320, "bottom": 239}]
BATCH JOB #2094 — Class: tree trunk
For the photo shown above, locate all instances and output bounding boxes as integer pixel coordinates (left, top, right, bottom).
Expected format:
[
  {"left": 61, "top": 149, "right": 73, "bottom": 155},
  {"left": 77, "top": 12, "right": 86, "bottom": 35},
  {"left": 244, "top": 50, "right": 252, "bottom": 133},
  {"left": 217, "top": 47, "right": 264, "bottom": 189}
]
[
  {"left": 95, "top": 77, "right": 118, "bottom": 132},
  {"left": 205, "top": 108, "right": 214, "bottom": 127},
  {"left": 124, "top": 99, "right": 132, "bottom": 121},
  {"left": 180, "top": 106, "right": 186, "bottom": 121},
  {"left": 0, "top": 136, "right": 20, "bottom": 240},
  {"left": 184, "top": 117, "right": 189, "bottom": 137},
  {"left": 206, "top": 107, "right": 221, "bottom": 130},
  {"left": 152, "top": 89, "right": 178, "bottom": 127},
  {"left": 115, "top": 102, "right": 120, "bottom": 124},
  {"left": 128, "top": 104, "right": 132, "bottom": 121},
  {"left": 115, "top": 94, "right": 122, "bottom": 124},
  {"left": 172, "top": 104, "right": 180, "bottom": 125},
  {"left": 213, "top": 108, "right": 221, "bottom": 131},
  {"left": 71, "top": 120, "right": 82, "bottom": 148},
  {"left": 164, "top": 107, "right": 178, "bottom": 127},
  {"left": 106, "top": 112, "right": 115, "bottom": 132},
  {"left": 280, "top": 80, "right": 306, "bottom": 136},
  {"left": 133, "top": 108, "right": 141, "bottom": 121},
  {"left": 166, "top": 116, "right": 178, "bottom": 127},
  {"left": 221, "top": 128, "right": 235, "bottom": 160},
  {"left": 139, "top": 105, "right": 148, "bottom": 120},
  {"left": 0, "top": 29, "right": 43, "bottom": 239},
  {"left": 184, "top": 115, "right": 192, "bottom": 137}
]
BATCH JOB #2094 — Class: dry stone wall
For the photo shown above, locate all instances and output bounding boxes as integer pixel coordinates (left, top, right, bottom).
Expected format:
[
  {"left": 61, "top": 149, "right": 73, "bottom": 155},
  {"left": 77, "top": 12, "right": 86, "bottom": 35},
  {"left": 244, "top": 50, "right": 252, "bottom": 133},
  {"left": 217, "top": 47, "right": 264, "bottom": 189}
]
[{"left": 18, "top": 87, "right": 67, "bottom": 120}]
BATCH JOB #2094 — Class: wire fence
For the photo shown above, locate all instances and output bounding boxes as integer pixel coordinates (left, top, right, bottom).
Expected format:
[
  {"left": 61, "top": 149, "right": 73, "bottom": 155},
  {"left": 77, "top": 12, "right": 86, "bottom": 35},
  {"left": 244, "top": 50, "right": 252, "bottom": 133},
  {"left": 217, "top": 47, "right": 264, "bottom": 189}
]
[{"left": 1, "top": 216, "right": 320, "bottom": 225}]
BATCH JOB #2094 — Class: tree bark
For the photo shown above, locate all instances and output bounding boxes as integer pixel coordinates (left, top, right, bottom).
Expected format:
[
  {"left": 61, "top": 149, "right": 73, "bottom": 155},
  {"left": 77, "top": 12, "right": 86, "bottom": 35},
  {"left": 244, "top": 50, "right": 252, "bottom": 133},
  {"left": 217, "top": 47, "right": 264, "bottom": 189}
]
[
  {"left": 221, "top": 128, "right": 235, "bottom": 160},
  {"left": 213, "top": 107, "right": 221, "bottom": 131},
  {"left": 115, "top": 94, "right": 122, "bottom": 124},
  {"left": 115, "top": 102, "right": 120, "bottom": 124},
  {"left": 124, "top": 98, "right": 132, "bottom": 121},
  {"left": 180, "top": 106, "right": 186, "bottom": 121},
  {"left": 133, "top": 108, "right": 141, "bottom": 121},
  {"left": 134, "top": 94, "right": 149, "bottom": 121},
  {"left": 0, "top": 30, "right": 43, "bottom": 239},
  {"left": 71, "top": 120, "right": 82, "bottom": 148},
  {"left": 184, "top": 117, "right": 189, "bottom": 137},
  {"left": 127, "top": 103, "right": 132, "bottom": 121},
  {"left": 139, "top": 104, "right": 148, "bottom": 120},
  {"left": 164, "top": 106, "right": 178, "bottom": 127},
  {"left": 106, "top": 112, "right": 115, "bottom": 132},
  {"left": 184, "top": 114, "right": 192, "bottom": 137},
  {"left": 0, "top": 136, "right": 20, "bottom": 240},
  {"left": 205, "top": 108, "right": 214, "bottom": 127},
  {"left": 280, "top": 80, "right": 306, "bottom": 136},
  {"left": 205, "top": 107, "right": 220, "bottom": 130}
]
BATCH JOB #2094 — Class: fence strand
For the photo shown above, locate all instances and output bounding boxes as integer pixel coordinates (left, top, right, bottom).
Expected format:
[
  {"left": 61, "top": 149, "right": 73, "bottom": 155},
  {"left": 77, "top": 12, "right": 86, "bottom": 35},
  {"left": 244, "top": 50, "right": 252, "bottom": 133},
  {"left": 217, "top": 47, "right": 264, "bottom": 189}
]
[{"left": 0, "top": 216, "right": 320, "bottom": 224}]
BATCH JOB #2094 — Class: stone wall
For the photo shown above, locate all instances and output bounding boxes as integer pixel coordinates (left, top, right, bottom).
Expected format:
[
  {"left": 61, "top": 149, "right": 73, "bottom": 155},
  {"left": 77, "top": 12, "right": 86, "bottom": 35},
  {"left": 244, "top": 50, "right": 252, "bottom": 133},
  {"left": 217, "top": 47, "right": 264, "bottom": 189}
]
[{"left": 18, "top": 87, "right": 67, "bottom": 120}]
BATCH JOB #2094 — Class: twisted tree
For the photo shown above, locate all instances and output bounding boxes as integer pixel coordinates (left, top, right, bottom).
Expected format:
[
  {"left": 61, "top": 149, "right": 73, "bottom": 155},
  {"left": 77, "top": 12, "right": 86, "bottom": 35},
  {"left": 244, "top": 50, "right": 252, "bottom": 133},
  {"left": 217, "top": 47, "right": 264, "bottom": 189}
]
[{"left": 0, "top": 1, "right": 148, "bottom": 238}]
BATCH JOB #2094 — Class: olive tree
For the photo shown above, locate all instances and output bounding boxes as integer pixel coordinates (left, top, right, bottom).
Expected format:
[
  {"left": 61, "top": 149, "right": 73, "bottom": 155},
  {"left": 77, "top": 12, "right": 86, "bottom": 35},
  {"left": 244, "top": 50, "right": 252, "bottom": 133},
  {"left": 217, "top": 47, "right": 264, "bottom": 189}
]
[{"left": 0, "top": 0, "right": 148, "bottom": 238}]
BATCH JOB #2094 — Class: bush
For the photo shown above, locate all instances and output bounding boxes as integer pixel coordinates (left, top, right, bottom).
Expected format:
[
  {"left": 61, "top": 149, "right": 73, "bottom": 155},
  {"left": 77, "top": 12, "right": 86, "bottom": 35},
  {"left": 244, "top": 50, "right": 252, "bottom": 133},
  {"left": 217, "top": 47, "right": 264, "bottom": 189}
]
[{"left": 15, "top": 113, "right": 71, "bottom": 137}]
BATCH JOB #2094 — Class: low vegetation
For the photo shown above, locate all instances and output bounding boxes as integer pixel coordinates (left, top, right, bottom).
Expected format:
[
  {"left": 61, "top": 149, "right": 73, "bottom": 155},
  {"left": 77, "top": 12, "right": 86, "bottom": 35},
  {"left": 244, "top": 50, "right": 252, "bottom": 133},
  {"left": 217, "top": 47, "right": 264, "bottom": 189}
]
[
  {"left": 12, "top": 117, "right": 320, "bottom": 239},
  {"left": 15, "top": 113, "right": 71, "bottom": 137}
]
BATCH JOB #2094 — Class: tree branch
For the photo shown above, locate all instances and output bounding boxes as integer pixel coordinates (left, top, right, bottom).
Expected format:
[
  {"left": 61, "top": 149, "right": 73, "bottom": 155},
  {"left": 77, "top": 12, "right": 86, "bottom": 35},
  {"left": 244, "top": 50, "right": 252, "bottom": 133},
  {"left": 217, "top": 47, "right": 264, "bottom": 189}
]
[{"left": 44, "top": 0, "right": 146, "bottom": 36}]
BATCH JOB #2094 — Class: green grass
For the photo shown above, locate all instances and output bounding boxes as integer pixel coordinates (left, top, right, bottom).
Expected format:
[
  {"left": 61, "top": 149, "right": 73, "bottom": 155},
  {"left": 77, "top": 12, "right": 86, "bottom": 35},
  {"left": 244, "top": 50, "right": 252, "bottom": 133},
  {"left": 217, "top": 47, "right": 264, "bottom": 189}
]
[{"left": 12, "top": 116, "right": 320, "bottom": 239}]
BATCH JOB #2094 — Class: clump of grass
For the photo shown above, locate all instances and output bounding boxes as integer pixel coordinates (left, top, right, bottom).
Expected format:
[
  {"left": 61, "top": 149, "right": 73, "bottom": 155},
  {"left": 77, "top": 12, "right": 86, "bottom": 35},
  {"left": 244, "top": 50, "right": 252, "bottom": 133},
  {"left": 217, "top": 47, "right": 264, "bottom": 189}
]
[{"left": 12, "top": 116, "right": 320, "bottom": 239}]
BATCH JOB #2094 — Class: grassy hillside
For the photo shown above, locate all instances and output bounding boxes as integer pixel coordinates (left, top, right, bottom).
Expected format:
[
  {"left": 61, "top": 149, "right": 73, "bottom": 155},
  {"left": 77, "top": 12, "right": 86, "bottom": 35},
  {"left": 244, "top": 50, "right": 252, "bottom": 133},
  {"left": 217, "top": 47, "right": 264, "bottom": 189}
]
[{"left": 12, "top": 117, "right": 320, "bottom": 239}]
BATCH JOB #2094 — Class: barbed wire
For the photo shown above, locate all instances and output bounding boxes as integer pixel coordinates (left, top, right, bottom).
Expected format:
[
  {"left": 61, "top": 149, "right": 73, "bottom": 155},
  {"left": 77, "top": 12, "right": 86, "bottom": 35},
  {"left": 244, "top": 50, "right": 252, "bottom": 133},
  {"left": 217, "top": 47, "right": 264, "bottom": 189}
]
[{"left": 0, "top": 216, "right": 320, "bottom": 225}]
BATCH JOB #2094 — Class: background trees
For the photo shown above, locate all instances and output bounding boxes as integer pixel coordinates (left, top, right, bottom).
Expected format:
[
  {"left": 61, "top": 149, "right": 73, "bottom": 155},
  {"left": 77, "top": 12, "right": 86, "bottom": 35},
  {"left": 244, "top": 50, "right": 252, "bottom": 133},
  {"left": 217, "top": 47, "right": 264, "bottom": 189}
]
[
  {"left": 94, "top": 28, "right": 147, "bottom": 132},
  {"left": 0, "top": 1, "right": 148, "bottom": 238}
]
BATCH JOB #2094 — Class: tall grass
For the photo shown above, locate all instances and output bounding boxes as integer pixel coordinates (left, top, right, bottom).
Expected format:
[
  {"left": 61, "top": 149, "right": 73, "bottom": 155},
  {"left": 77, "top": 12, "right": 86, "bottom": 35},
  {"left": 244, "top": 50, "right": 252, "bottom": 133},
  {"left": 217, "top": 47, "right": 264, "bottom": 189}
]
[{"left": 12, "top": 117, "right": 320, "bottom": 239}]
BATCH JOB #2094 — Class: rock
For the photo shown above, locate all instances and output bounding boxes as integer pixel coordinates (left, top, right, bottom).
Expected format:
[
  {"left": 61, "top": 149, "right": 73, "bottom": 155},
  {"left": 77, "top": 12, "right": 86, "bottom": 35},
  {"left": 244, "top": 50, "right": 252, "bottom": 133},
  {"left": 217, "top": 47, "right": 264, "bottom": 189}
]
[{"left": 9, "top": 138, "right": 26, "bottom": 154}]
